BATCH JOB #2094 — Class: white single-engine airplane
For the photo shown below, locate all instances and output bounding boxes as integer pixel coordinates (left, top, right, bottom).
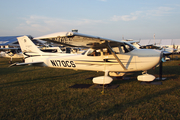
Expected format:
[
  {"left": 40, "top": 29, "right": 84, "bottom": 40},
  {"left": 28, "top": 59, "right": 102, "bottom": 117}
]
[
  {"left": 0, "top": 48, "right": 23, "bottom": 58},
  {"left": 0, "top": 48, "right": 24, "bottom": 63},
  {"left": 10, "top": 32, "right": 163, "bottom": 84}
]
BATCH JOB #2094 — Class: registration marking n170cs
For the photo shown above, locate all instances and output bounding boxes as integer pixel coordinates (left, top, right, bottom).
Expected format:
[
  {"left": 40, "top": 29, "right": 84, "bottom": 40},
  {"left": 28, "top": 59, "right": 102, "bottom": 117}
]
[{"left": 50, "top": 60, "right": 76, "bottom": 67}]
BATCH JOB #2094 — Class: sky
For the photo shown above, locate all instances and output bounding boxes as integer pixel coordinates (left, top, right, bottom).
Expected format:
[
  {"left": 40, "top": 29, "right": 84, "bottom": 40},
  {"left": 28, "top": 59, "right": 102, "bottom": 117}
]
[{"left": 1, "top": 0, "right": 180, "bottom": 40}]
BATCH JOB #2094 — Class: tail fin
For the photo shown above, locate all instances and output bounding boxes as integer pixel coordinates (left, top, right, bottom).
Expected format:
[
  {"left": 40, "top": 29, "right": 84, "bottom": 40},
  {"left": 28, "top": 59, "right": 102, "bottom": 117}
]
[{"left": 17, "top": 36, "right": 43, "bottom": 56}]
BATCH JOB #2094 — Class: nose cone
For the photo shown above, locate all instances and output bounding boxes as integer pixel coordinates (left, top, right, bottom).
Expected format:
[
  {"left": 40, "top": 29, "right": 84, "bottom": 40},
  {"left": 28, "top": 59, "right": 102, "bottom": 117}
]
[
  {"left": 133, "top": 49, "right": 162, "bottom": 57},
  {"left": 144, "top": 49, "right": 161, "bottom": 56},
  {"left": 134, "top": 49, "right": 162, "bottom": 71}
]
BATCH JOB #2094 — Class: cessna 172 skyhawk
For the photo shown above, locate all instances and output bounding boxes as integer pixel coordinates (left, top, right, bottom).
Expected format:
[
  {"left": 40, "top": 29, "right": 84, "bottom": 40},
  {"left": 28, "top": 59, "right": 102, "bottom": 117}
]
[{"left": 10, "top": 32, "right": 163, "bottom": 84}]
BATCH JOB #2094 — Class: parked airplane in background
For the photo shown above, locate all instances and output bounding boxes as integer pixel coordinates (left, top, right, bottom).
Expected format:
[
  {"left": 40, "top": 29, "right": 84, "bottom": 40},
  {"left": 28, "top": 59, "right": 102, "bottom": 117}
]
[
  {"left": 123, "top": 39, "right": 176, "bottom": 61},
  {"left": 0, "top": 43, "right": 65, "bottom": 63},
  {"left": 0, "top": 48, "right": 23, "bottom": 58},
  {"left": 0, "top": 48, "right": 24, "bottom": 63},
  {"left": 10, "top": 32, "right": 162, "bottom": 84}
]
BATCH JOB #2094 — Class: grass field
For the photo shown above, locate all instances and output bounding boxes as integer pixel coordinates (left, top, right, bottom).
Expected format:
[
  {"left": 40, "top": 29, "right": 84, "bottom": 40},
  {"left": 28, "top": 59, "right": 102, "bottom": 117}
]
[{"left": 0, "top": 56, "right": 180, "bottom": 120}]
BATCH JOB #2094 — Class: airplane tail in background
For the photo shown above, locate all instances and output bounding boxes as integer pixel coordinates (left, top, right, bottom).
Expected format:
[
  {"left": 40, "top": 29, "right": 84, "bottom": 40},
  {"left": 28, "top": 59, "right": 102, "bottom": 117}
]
[{"left": 17, "top": 36, "right": 43, "bottom": 57}]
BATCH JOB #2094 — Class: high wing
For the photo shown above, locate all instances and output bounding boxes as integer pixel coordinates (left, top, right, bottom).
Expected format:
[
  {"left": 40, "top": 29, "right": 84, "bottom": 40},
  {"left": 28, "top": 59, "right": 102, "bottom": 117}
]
[{"left": 34, "top": 32, "right": 125, "bottom": 49}]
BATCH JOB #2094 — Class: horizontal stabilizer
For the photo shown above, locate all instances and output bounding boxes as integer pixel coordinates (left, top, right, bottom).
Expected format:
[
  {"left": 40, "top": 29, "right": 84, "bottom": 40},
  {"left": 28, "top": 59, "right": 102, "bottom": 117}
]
[{"left": 9, "top": 61, "right": 44, "bottom": 67}]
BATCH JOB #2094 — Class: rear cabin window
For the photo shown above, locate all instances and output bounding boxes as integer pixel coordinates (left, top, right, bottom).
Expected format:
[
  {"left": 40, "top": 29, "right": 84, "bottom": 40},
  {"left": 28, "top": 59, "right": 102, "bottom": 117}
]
[{"left": 119, "top": 43, "right": 135, "bottom": 53}]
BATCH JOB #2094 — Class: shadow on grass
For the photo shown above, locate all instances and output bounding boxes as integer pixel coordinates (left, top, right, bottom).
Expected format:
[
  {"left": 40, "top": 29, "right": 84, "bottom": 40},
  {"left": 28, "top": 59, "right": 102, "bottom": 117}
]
[
  {"left": 0, "top": 66, "right": 45, "bottom": 75},
  {"left": 80, "top": 84, "right": 180, "bottom": 119},
  {"left": 149, "top": 65, "right": 180, "bottom": 80},
  {"left": 0, "top": 69, "right": 93, "bottom": 89},
  {"left": 109, "top": 72, "right": 141, "bottom": 85}
]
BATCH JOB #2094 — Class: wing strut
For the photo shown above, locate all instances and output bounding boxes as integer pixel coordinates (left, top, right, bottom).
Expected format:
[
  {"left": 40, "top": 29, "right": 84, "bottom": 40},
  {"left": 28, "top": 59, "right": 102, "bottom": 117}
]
[{"left": 106, "top": 42, "right": 127, "bottom": 70}]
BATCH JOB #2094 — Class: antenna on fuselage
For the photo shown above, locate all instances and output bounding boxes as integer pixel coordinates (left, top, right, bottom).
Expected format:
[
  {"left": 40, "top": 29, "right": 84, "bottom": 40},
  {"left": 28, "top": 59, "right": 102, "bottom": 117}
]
[{"left": 72, "top": 29, "right": 78, "bottom": 32}]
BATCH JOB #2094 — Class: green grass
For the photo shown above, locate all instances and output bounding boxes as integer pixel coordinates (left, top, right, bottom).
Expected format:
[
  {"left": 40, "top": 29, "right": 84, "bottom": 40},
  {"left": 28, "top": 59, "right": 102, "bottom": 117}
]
[{"left": 0, "top": 56, "right": 180, "bottom": 120}]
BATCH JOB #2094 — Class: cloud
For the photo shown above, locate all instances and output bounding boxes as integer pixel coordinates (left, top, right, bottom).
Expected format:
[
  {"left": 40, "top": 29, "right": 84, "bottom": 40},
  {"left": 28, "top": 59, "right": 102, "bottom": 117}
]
[
  {"left": 16, "top": 15, "right": 105, "bottom": 36},
  {"left": 111, "top": 11, "right": 142, "bottom": 21},
  {"left": 99, "top": 0, "right": 107, "bottom": 2},
  {"left": 111, "top": 15, "right": 137, "bottom": 21},
  {"left": 111, "top": 6, "right": 173, "bottom": 22},
  {"left": 146, "top": 7, "right": 173, "bottom": 16}
]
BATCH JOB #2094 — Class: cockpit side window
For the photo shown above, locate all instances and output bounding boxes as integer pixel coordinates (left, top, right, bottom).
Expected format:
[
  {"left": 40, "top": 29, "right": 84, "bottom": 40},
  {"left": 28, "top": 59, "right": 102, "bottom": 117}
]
[
  {"left": 112, "top": 47, "right": 120, "bottom": 54},
  {"left": 103, "top": 48, "right": 111, "bottom": 55},
  {"left": 87, "top": 49, "right": 101, "bottom": 56}
]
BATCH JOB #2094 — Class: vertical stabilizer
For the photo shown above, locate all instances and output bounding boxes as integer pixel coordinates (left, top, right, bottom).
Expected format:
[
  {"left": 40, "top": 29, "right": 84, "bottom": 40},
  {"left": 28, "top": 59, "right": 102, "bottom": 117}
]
[{"left": 17, "top": 36, "right": 42, "bottom": 55}]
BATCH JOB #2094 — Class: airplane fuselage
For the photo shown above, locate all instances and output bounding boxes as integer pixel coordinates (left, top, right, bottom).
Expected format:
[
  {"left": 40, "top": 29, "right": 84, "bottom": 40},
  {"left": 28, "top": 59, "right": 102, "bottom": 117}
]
[{"left": 25, "top": 48, "right": 161, "bottom": 72}]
